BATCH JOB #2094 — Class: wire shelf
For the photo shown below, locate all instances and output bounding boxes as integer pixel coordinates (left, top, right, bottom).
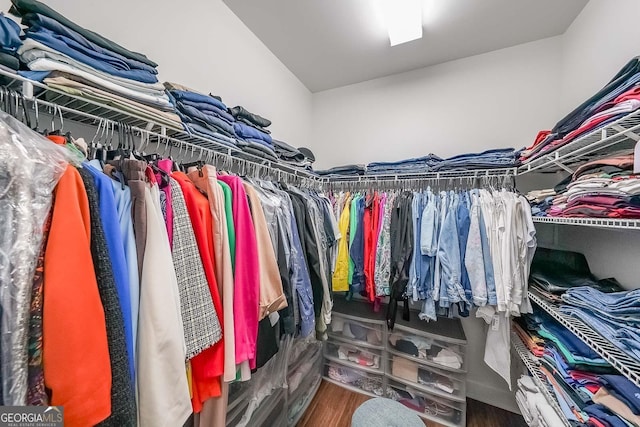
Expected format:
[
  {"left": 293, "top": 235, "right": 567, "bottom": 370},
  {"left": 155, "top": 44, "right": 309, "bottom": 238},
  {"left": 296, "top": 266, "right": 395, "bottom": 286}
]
[
  {"left": 529, "top": 289, "right": 640, "bottom": 388},
  {"left": 519, "top": 109, "right": 640, "bottom": 174},
  {"left": 511, "top": 331, "right": 571, "bottom": 427},
  {"left": 0, "top": 70, "right": 322, "bottom": 183},
  {"left": 326, "top": 167, "right": 518, "bottom": 182},
  {"left": 532, "top": 216, "right": 640, "bottom": 230}
]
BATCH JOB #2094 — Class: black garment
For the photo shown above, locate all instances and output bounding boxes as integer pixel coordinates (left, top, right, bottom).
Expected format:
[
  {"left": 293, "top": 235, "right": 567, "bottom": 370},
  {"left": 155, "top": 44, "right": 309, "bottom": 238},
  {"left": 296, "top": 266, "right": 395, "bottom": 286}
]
[
  {"left": 552, "top": 57, "right": 640, "bottom": 138},
  {"left": 315, "top": 165, "right": 366, "bottom": 176},
  {"left": 387, "top": 192, "right": 414, "bottom": 330},
  {"left": 77, "top": 168, "right": 136, "bottom": 427},
  {"left": 12, "top": 0, "right": 157, "bottom": 67},
  {"left": 276, "top": 218, "right": 295, "bottom": 336},
  {"left": 252, "top": 318, "right": 279, "bottom": 372},
  {"left": 230, "top": 105, "right": 271, "bottom": 128},
  {"left": 530, "top": 247, "right": 622, "bottom": 294},
  {"left": 0, "top": 52, "right": 19, "bottom": 71},
  {"left": 272, "top": 139, "right": 305, "bottom": 163},
  {"left": 287, "top": 190, "right": 324, "bottom": 319}
]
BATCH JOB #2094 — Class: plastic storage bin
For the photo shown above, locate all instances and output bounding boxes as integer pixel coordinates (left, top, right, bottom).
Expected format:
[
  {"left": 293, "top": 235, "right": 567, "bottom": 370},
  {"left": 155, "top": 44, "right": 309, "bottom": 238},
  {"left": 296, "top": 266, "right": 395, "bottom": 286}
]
[
  {"left": 324, "top": 338, "right": 384, "bottom": 374},
  {"left": 386, "top": 377, "right": 466, "bottom": 427},
  {"left": 385, "top": 354, "right": 466, "bottom": 402},
  {"left": 323, "top": 360, "right": 385, "bottom": 398}
]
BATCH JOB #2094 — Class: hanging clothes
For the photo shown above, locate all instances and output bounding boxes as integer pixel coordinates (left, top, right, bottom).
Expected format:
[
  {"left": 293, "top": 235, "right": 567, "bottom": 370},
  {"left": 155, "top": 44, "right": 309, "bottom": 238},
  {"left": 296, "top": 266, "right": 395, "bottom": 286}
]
[
  {"left": 137, "top": 178, "right": 191, "bottom": 427},
  {"left": 78, "top": 167, "right": 136, "bottom": 426},
  {"left": 43, "top": 166, "right": 112, "bottom": 426},
  {"left": 188, "top": 165, "right": 236, "bottom": 383},
  {"left": 333, "top": 193, "right": 352, "bottom": 292},
  {"left": 172, "top": 171, "right": 224, "bottom": 411},
  {"left": 387, "top": 191, "right": 414, "bottom": 329},
  {"left": 218, "top": 174, "right": 260, "bottom": 375},
  {"left": 169, "top": 178, "right": 221, "bottom": 359}
]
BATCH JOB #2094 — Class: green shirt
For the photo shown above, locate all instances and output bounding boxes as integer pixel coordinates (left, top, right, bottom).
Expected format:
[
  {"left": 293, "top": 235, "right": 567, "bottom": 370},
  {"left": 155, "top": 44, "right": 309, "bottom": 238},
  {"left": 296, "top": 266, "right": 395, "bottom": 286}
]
[{"left": 218, "top": 181, "right": 236, "bottom": 270}]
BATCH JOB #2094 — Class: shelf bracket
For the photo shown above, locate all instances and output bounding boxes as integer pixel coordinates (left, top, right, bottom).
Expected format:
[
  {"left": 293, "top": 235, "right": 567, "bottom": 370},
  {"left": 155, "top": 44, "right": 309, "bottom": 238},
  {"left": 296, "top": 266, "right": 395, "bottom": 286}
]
[
  {"left": 611, "top": 124, "right": 640, "bottom": 141},
  {"left": 550, "top": 152, "right": 574, "bottom": 174},
  {"left": 22, "top": 81, "right": 33, "bottom": 100}
]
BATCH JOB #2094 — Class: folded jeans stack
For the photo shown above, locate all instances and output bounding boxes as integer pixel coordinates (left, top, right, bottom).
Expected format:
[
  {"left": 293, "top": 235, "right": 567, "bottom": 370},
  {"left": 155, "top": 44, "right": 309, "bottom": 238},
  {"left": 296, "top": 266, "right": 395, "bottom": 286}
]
[
  {"left": 560, "top": 287, "right": 640, "bottom": 362},
  {"left": 361, "top": 149, "right": 520, "bottom": 176},
  {"left": 521, "top": 57, "right": 640, "bottom": 163},
  {"left": 366, "top": 154, "right": 443, "bottom": 175},
  {"left": 11, "top": 0, "right": 181, "bottom": 128},
  {"left": 433, "top": 148, "right": 520, "bottom": 171}
]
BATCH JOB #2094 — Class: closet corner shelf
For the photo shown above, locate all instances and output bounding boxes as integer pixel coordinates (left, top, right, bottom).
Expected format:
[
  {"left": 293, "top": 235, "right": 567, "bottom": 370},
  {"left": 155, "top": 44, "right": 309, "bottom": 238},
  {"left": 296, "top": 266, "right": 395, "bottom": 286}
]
[
  {"left": 511, "top": 331, "right": 571, "bottom": 427},
  {"left": 518, "top": 109, "right": 640, "bottom": 175},
  {"left": 532, "top": 216, "right": 640, "bottom": 230},
  {"left": 0, "top": 70, "right": 320, "bottom": 183},
  {"left": 528, "top": 289, "right": 640, "bottom": 388}
]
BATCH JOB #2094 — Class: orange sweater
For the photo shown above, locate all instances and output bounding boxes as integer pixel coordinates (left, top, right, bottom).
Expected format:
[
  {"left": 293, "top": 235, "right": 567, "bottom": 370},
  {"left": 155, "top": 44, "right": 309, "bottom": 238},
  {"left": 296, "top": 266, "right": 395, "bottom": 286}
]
[{"left": 43, "top": 166, "right": 112, "bottom": 426}]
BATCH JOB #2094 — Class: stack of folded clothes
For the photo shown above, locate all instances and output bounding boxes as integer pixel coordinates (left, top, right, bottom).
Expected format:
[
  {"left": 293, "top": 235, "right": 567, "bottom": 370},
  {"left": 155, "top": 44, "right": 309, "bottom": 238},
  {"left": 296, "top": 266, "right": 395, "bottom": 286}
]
[
  {"left": 230, "top": 105, "right": 278, "bottom": 161},
  {"left": 521, "top": 57, "right": 640, "bottom": 163},
  {"left": 0, "top": 13, "right": 22, "bottom": 73},
  {"left": 165, "top": 82, "right": 239, "bottom": 149},
  {"left": 516, "top": 310, "right": 629, "bottom": 426},
  {"left": 366, "top": 154, "right": 443, "bottom": 175},
  {"left": 560, "top": 287, "right": 640, "bottom": 364},
  {"left": 557, "top": 151, "right": 640, "bottom": 218},
  {"left": 272, "top": 140, "right": 315, "bottom": 170},
  {"left": 528, "top": 150, "right": 640, "bottom": 218},
  {"left": 525, "top": 189, "right": 556, "bottom": 216},
  {"left": 315, "top": 164, "right": 366, "bottom": 177},
  {"left": 11, "top": 0, "right": 180, "bottom": 128},
  {"left": 359, "top": 149, "right": 521, "bottom": 176},
  {"left": 529, "top": 248, "right": 623, "bottom": 303},
  {"left": 515, "top": 375, "right": 566, "bottom": 427},
  {"left": 432, "top": 148, "right": 521, "bottom": 171}
]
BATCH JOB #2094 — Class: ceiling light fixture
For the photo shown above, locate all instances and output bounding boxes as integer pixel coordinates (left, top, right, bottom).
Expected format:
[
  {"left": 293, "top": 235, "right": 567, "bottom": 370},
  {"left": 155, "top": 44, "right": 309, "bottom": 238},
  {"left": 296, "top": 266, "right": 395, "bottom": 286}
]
[{"left": 376, "top": 0, "right": 423, "bottom": 46}]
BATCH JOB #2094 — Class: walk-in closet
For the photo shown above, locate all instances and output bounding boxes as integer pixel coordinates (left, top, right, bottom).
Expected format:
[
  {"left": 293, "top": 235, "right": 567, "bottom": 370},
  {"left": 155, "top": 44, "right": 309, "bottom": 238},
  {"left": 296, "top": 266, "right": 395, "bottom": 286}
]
[{"left": 0, "top": 0, "right": 638, "bottom": 426}]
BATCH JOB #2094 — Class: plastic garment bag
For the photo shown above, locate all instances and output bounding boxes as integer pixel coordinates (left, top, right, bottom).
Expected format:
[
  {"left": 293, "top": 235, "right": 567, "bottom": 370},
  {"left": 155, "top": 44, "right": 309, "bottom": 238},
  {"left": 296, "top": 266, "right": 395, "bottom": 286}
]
[{"left": 0, "top": 112, "right": 68, "bottom": 404}]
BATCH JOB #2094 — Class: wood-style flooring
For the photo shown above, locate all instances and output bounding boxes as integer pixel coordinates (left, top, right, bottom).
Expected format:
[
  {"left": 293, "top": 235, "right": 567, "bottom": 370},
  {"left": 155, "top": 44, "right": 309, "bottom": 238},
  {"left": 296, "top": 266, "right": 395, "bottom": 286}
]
[{"left": 297, "top": 380, "right": 527, "bottom": 427}]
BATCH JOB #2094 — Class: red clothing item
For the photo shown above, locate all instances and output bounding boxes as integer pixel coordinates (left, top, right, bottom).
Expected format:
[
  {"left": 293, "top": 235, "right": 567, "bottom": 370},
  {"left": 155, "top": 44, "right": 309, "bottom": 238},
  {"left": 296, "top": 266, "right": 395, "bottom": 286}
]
[
  {"left": 172, "top": 172, "right": 224, "bottom": 412},
  {"left": 363, "top": 193, "right": 381, "bottom": 302},
  {"left": 217, "top": 174, "right": 260, "bottom": 370},
  {"left": 44, "top": 166, "right": 112, "bottom": 426}
]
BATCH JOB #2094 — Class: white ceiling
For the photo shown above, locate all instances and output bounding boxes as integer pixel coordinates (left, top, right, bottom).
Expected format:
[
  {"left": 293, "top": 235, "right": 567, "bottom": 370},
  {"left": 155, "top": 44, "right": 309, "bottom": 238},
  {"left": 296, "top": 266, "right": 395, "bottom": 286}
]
[{"left": 223, "top": 0, "right": 588, "bottom": 92}]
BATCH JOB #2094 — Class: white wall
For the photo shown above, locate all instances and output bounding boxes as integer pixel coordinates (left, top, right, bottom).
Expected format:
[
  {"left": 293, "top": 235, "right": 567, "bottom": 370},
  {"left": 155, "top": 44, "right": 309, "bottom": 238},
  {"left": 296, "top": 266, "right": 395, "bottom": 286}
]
[
  {"left": 552, "top": 0, "right": 640, "bottom": 293},
  {"left": 309, "top": 36, "right": 565, "bottom": 413},
  {"left": 560, "top": 0, "right": 640, "bottom": 113},
  {"left": 3, "top": 0, "right": 313, "bottom": 147},
  {"left": 310, "top": 36, "right": 563, "bottom": 169}
]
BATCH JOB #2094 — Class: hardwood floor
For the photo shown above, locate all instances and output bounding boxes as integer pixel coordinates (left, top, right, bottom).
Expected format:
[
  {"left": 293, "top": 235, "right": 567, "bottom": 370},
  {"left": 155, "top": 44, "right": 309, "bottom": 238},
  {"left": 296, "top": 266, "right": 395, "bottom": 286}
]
[{"left": 297, "top": 380, "right": 527, "bottom": 427}]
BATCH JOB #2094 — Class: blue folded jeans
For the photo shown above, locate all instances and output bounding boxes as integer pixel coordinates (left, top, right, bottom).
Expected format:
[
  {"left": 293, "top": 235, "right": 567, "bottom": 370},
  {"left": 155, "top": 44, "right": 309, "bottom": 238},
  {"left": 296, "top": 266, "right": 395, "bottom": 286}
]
[
  {"left": 562, "top": 287, "right": 640, "bottom": 325},
  {"left": 559, "top": 305, "right": 640, "bottom": 362}
]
